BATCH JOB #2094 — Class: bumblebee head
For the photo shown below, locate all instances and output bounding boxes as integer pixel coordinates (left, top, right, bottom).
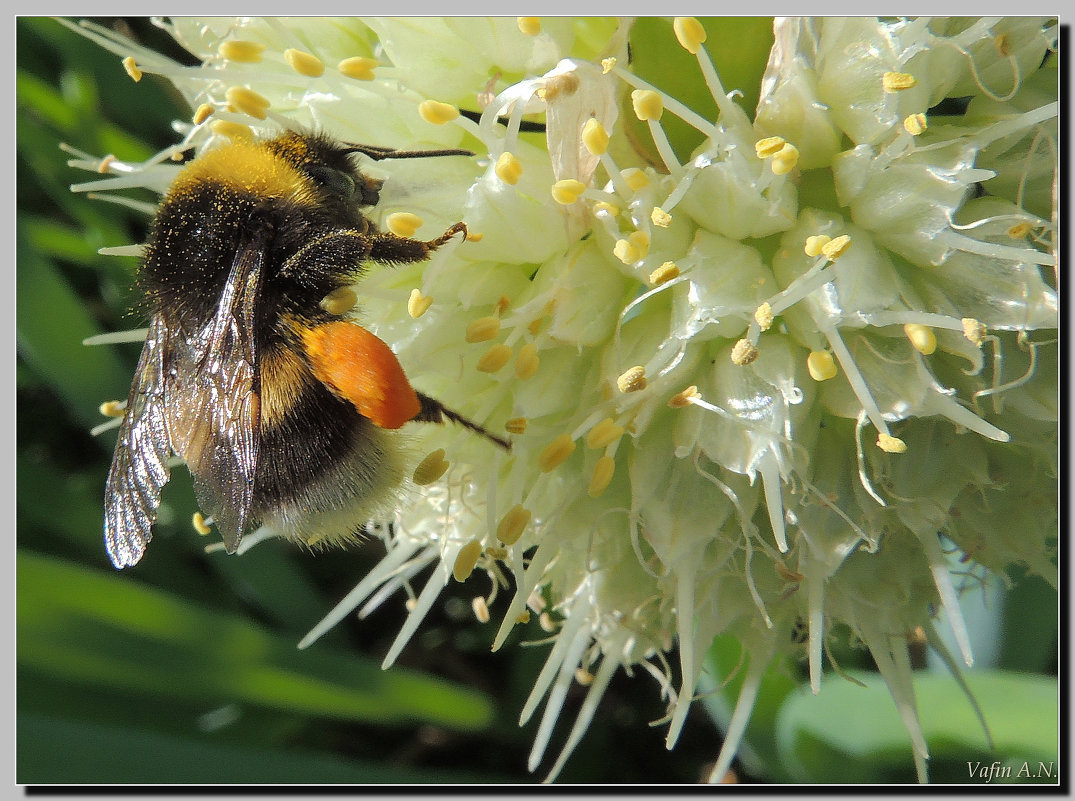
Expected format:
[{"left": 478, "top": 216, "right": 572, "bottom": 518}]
[{"left": 266, "top": 130, "right": 383, "bottom": 208}]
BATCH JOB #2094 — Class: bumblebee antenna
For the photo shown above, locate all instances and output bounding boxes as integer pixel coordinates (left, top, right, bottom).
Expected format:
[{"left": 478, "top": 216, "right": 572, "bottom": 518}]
[{"left": 345, "top": 143, "right": 474, "bottom": 161}]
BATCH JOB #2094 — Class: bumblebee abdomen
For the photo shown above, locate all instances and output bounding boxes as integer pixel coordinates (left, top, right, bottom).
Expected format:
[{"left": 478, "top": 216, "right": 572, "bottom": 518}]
[{"left": 252, "top": 341, "right": 403, "bottom": 544}]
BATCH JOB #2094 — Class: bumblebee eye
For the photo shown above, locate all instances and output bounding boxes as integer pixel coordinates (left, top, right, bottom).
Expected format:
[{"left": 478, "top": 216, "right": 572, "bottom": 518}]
[{"left": 306, "top": 165, "right": 357, "bottom": 199}]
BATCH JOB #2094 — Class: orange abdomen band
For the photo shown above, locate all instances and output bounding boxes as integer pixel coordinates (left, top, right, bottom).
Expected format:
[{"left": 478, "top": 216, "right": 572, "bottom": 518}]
[{"left": 303, "top": 321, "right": 421, "bottom": 429}]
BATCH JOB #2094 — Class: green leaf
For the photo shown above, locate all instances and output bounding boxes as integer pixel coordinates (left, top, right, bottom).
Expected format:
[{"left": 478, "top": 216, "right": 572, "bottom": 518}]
[
  {"left": 626, "top": 18, "right": 774, "bottom": 164},
  {"left": 700, "top": 633, "right": 800, "bottom": 782},
  {"left": 18, "top": 713, "right": 511, "bottom": 784},
  {"left": 18, "top": 551, "right": 495, "bottom": 731},
  {"left": 998, "top": 568, "right": 1058, "bottom": 674},
  {"left": 775, "top": 670, "right": 1059, "bottom": 783},
  {"left": 16, "top": 455, "right": 104, "bottom": 557},
  {"left": 16, "top": 221, "right": 133, "bottom": 428}
]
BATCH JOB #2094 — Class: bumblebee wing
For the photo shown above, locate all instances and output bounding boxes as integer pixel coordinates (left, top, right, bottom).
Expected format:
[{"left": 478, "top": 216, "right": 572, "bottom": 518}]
[
  {"left": 166, "top": 237, "right": 265, "bottom": 554},
  {"left": 104, "top": 314, "right": 173, "bottom": 568}
]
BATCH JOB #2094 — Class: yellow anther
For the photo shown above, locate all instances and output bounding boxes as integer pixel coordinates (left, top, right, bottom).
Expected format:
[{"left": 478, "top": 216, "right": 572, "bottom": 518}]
[
  {"left": 225, "top": 86, "right": 271, "bottom": 120},
  {"left": 903, "top": 112, "right": 928, "bottom": 136},
  {"left": 386, "top": 212, "right": 423, "bottom": 238},
  {"left": 538, "top": 433, "right": 576, "bottom": 472},
  {"left": 495, "top": 296, "right": 511, "bottom": 316},
  {"left": 617, "top": 365, "right": 648, "bottom": 393},
  {"left": 882, "top": 71, "right": 917, "bottom": 93},
  {"left": 601, "top": 57, "right": 617, "bottom": 74},
  {"left": 320, "top": 286, "right": 357, "bottom": 316},
  {"left": 504, "top": 416, "right": 528, "bottom": 435},
  {"left": 497, "top": 504, "right": 532, "bottom": 545},
  {"left": 588, "top": 456, "right": 616, "bottom": 498},
  {"left": 192, "top": 104, "right": 214, "bottom": 125},
  {"left": 585, "top": 418, "right": 624, "bottom": 450},
  {"left": 516, "top": 610, "right": 531, "bottom": 624},
  {"left": 629, "top": 230, "right": 650, "bottom": 260},
  {"left": 622, "top": 168, "right": 650, "bottom": 192},
  {"left": 418, "top": 100, "right": 460, "bottom": 125},
  {"left": 337, "top": 56, "right": 378, "bottom": 81},
  {"left": 806, "top": 350, "right": 838, "bottom": 381},
  {"left": 1007, "top": 221, "right": 1033, "bottom": 238},
  {"left": 485, "top": 546, "right": 508, "bottom": 560},
  {"left": 96, "top": 155, "right": 116, "bottom": 174},
  {"left": 649, "top": 261, "right": 680, "bottom": 286},
  {"left": 477, "top": 343, "right": 513, "bottom": 373},
  {"left": 731, "top": 338, "right": 759, "bottom": 366},
  {"left": 121, "top": 56, "right": 142, "bottom": 82},
  {"left": 575, "top": 668, "right": 595, "bottom": 686},
  {"left": 515, "top": 342, "right": 540, "bottom": 380},
  {"left": 407, "top": 289, "right": 433, "bottom": 319},
  {"left": 413, "top": 448, "right": 450, "bottom": 486},
  {"left": 668, "top": 385, "right": 700, "bottom": 408},
  {"left": 631, "top": 89, "right": 664, "bottom": 121},
  {"left": 593, "top": 201, "right": 620, "bottom": 217},
  {"left": 169, "top": 150, "right": 185, "bottom": 162},
  {"left": 804, "top": 234, "right": 832, "bottom": 257},
  {"left": 613, "top": 239, "right": 640, "bottom": 265},
  {"left": 877, "top": 433, "right": 907, "bottom": 453},
  {"left": 904, "top": 323, "right": 937, "bottom": 355},
  {"left": 650, "top": 207, "right": 672, "bottom": 228},
  {"left": 192, "top": 512, "right": 212, "bottom": 536},
  {"left": 517, "top": 17, "right": 541, "bottom": 35},
  {"left": 209, "top": 119, "right": 254, "bottom": 142},
  {"left": 472, "top": 596, "right": 491, "bottom": 623},
  {"left": 285, "top": 48, "right": 324, "bottom": 77},
  {"left": 754, "top": 136, "right": 786, "bottom": 159},
  {"left": 821, "top": 234, "right": 852, "bottom": 260},
  {"left": 218, "top": 40, "right": 265, "bottom": 63},
  {"left": 770, "top": 142, "right": 800, "bottom": 175},
  {"left": 452, "top": 539, "right": 484, "bottom": 582},
  {"left": 994, "top": 33, "right": 1011, "bottom": 57},
  {"left": 465, "top": 315, "right": 501, "bottom": 343},
  {"left": 673, "top": 17, "right": 707, "bottom": 54},
  {"left": 99, "top": 400, "right": 126, "bottom": 418},
  {"left": 962, "top": 318, "right": 987, "bottom": 346},
  {"left": 495, "top": 152, "right": 523, "bottom": 185},
  {"left": 754, "top": 302, "right": 774, "bottom": 331},
  {"left": 582, "top": 118, "right": 610, "bottom": 156},
  {"left": 466, "top": 231, "right": 484, "bottom": 242},
  {"left": 551, "top": 179, "right": 587, "bottom": 205}
]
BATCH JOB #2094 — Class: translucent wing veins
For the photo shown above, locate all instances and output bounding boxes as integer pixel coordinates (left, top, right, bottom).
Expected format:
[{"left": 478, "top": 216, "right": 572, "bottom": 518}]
[
  {"left": 103, "top": 315, "right": 172, "bottom": 568},
  {"left": 165, "top": 236, "right": 265, "bottom": 554}
]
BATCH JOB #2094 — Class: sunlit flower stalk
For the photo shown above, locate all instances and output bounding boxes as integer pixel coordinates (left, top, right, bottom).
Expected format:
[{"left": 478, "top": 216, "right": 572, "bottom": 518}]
[{"left": 68, "top": 16, "right": 1058, "bottom": 782}]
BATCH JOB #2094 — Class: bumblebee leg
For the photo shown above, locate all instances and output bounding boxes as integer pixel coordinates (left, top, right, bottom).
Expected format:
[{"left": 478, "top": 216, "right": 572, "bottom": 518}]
[
  {"left": 279, "top": 230, "right": 372, "bottom": 278},
  {"left": 415, "top": 392, "right": 511, "bottom": 450},
  {"left": 365, "top": 222, "right": 468, "bottom": 265},
  {"left": 423, "top": 222, "right": 468, "bottom": 248}
]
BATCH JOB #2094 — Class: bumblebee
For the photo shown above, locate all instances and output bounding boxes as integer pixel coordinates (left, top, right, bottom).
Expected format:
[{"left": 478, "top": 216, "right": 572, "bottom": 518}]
[{"left": 104, "top": 129, "right": 509, "bottom": 569}]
